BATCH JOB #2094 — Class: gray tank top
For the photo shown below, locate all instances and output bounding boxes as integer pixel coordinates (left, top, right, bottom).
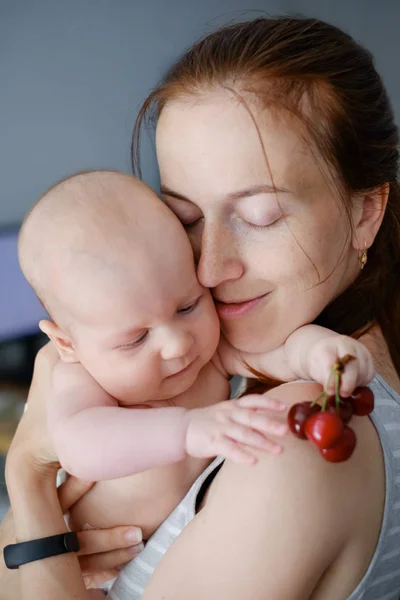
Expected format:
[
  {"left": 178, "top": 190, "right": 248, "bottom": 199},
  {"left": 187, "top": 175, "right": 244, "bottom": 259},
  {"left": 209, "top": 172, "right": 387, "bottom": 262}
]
[{"left": 108, "top": 375, "right": 400, "bottom": 600}]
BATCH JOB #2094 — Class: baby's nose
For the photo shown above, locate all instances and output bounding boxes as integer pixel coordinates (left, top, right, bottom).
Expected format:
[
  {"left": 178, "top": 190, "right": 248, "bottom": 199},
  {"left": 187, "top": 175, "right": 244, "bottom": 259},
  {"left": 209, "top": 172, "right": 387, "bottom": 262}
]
[{"left": 160, "top": 329, "right": 194, "bottom": 361}]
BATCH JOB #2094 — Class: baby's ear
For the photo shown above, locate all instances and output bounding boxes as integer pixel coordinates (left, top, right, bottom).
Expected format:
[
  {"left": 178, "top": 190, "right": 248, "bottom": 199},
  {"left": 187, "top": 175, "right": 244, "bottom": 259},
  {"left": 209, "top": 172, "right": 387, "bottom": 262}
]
[{"left": 39, "top": 320, "right": 79, "bottom": 363}]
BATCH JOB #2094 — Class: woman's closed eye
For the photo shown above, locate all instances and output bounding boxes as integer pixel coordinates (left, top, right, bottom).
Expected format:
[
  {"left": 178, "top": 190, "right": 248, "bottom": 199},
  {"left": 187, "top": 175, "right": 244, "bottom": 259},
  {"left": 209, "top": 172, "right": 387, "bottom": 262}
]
[
  {"left": 236, "top": 195, "right": 284, "bottom": 230},
  {"left": 240, "top": 215, "right": 281, "bottom": 231}
]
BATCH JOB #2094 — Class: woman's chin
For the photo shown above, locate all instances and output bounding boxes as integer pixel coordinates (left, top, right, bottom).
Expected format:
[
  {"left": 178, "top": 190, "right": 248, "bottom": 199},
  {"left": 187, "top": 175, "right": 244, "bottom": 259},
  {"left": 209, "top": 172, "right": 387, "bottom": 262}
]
[{"left": 221, "top": 321, "right": 285, "bottom": 355}]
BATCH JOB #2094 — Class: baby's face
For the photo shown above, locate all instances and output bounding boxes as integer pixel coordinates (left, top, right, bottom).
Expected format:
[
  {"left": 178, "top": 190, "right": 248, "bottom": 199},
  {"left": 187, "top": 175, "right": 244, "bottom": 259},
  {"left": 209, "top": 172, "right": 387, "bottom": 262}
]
[{"left": 67, "top": 234, "right": 220, "bottom": 404}]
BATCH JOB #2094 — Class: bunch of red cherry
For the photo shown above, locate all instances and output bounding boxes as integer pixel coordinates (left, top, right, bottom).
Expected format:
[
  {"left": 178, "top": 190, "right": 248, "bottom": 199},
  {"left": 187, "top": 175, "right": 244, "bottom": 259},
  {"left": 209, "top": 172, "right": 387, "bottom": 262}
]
[{"left": 287, "top": 355, "right": 375, "bottom": 462}]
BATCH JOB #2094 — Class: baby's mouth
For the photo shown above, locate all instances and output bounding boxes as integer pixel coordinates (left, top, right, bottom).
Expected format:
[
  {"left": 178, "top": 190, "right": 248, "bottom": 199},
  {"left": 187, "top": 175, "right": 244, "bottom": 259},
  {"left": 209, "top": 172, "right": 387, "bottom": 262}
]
[{"left": 165, "top": 357, "right": 197, "bottom": 379}]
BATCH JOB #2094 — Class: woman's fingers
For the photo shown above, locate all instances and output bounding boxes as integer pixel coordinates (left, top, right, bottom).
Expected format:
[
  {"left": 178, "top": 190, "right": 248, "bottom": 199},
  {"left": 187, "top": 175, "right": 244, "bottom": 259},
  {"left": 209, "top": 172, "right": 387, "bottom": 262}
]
[
  {"left": 79, "top": 526, "right": 145, "bottom": 581},
  {"left": 79, "top": 543, "right": 144, "bottom": 574},
  {"left": 77, "top": 525, "right": 143, "bottom": 556},
  {"left": 83, "top": 569, "right": 119, "bottom": 590},
  {"left": 58, "top": 476, "right": 95, "bottom": 513}
]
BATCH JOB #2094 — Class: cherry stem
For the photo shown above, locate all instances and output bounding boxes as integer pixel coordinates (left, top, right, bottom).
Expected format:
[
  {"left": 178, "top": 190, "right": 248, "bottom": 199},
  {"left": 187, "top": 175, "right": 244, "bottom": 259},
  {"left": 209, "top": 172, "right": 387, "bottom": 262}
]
[
  {"left": 310, "top": 390, "right": 327, "bottom": 408},
  {"left": 318, "top": 354, "right": 355, "bottom": 412},
  {"left": 335, "top": 370, "right": 341, "bottom": 413}
]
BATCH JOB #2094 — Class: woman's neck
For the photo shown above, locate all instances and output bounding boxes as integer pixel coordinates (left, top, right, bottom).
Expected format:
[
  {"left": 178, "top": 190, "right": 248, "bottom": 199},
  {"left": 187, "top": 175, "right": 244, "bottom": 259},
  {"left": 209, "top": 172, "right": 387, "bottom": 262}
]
[{"left": 359, "top": 324, "right": 400, "bottom": 395}]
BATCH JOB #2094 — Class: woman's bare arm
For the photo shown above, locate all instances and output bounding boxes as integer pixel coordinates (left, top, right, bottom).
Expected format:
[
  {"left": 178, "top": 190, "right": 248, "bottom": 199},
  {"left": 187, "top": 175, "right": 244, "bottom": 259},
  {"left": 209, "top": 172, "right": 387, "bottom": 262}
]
[
  {"left": 142, "top": 381, "right": 372, "bottom": 600},
  {"left": 0, "top": 508, "right": 21, "bottom": 600},
  {"left": 1, "top": 343, "right": 143, "bottom": 599}
]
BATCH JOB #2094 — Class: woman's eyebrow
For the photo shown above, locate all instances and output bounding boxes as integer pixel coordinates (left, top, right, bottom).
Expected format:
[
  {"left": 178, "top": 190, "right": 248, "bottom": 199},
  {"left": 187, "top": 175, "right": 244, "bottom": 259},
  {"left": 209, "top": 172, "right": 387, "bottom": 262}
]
[
  {"left": 160, "top": 183, "right": 286, "bottom": 203},
  {"left": 226, "top": 184, "right": 286, "bottom": 200}
]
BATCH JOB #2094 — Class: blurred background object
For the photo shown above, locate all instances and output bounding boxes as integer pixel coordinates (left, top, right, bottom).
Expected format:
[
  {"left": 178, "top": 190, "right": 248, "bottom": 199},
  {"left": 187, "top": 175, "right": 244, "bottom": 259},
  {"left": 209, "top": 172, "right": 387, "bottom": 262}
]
[
  {"left": 1, "top": 0, "right": 399, "bottom": 518},
  {"left": 0, "top": 226, "right": 48, "bottom": 516}
]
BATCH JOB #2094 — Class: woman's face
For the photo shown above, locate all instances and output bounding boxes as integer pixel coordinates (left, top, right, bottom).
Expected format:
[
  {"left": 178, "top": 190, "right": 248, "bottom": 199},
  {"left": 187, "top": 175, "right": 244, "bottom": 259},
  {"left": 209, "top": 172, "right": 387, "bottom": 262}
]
[{"left": 156, "top": 92, "right": 360, "bottom": 353}]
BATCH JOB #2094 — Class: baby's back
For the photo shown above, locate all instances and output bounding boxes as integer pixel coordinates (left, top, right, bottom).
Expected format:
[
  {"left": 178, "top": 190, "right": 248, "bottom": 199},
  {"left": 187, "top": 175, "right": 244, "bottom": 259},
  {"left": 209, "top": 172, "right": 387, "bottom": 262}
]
[{"left": 69, "top": 456, "right": 211, "bottom": 539}]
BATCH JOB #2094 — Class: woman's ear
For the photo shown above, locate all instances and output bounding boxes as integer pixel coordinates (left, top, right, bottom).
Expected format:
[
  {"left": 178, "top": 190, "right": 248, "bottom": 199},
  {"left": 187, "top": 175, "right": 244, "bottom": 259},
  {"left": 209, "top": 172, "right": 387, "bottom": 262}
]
[
  {"left": 39, "top": 320, "right": 78, "bottom": 363},
  {"left": 351, "top": 183, "right": 389, "bottom": 251}
]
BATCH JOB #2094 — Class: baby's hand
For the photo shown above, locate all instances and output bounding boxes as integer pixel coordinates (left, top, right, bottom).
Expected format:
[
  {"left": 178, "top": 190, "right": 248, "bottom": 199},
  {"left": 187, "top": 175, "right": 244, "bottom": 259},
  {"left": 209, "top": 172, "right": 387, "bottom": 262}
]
[
  {"left": 306, "top": 335, "right": 375, "bottom": 397},
  {"left": 184, "top": 395, "right": 288, "bottom": 465}
]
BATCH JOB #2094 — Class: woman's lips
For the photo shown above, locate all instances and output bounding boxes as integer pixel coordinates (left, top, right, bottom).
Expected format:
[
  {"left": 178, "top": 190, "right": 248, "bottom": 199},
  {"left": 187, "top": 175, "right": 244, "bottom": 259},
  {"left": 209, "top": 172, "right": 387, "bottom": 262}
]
[{"left": 215, "top": 293, "right": 269, "bottom": 320}]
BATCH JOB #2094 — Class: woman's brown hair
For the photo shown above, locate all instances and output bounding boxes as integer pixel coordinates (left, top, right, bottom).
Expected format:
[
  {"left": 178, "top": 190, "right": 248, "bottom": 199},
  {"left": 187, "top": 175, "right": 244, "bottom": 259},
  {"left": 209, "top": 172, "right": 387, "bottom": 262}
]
[{"left": 132, "top": 17, "right": 400, "bottom": 377}]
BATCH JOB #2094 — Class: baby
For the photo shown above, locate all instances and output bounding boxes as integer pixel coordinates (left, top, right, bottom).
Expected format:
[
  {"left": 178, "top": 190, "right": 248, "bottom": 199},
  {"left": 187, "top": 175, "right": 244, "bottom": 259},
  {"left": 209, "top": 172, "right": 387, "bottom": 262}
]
[{"left": 18, "top": 170, "right": 374, "bottom": 540}]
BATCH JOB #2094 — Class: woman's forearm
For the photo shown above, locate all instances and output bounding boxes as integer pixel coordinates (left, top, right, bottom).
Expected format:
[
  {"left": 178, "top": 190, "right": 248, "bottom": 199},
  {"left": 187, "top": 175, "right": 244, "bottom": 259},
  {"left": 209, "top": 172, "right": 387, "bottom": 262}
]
[
  {"left": 0, "top": 507, "right": 22, "bottom": 600},
  {"left": 6, "top": 459, "right": 89, "bottom": 600}
]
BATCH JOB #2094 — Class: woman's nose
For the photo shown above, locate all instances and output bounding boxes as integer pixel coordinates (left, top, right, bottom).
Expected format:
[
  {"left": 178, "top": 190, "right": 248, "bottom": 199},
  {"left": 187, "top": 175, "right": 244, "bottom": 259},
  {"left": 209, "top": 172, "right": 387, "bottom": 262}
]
[
  {"left": 160, "top": 328, "right": 194, "bottom": 361},
  {"left": 197, "top": 222, "right": 244, "bottom": 289}
]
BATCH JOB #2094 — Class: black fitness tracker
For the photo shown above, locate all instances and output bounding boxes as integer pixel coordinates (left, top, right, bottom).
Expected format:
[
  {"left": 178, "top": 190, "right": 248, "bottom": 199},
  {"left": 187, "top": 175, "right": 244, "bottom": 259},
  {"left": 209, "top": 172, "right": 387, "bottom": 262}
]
[{"left": 3, "top": 532, "right": 80, "bottom": 569}]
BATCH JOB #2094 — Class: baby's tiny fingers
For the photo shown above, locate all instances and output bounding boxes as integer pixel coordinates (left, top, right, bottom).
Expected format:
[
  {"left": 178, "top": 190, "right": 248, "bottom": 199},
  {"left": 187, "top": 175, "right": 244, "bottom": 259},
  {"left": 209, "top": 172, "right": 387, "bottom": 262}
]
[
  {"left": 217, "top": 437, "right": 257, "bottom": 465},
  {"left": 231, "top": 408, "right": 288, "bottom": 437},
  {"left": 237, "top": 394, "right": 286, "bottom": 411},
  {"left": 354, "top": 351, "right": 375, "bottom": 387},
  {"left": 339, "top": 363, "right": 359, "bottom": 397},
  {"left": 224, "top": 422, "right": 279, "bottom": 452}
]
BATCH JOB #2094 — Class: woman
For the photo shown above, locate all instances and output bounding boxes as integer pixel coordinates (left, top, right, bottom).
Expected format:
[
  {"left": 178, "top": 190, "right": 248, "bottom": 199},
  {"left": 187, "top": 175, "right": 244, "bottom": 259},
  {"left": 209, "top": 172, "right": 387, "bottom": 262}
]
[{"left": 2, "top": 16, "right": 400, "bottom": 600}]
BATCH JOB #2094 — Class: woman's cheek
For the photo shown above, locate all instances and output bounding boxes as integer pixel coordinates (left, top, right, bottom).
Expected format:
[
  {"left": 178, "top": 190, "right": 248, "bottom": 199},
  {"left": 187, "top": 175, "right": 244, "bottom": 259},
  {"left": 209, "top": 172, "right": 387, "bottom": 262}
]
[{"left": 246, "top": 233, "right": 293, "bottom": 279}]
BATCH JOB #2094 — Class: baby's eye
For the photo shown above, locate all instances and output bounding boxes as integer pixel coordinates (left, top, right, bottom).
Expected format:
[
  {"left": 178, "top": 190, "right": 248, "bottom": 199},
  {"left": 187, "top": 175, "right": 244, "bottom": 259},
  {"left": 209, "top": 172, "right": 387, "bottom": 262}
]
[
  {"left": 178, "top": 297, "right": 200, "bottom": 314},
  {"left": 119, "top": 331, "right": 149, "bottom": 350}
]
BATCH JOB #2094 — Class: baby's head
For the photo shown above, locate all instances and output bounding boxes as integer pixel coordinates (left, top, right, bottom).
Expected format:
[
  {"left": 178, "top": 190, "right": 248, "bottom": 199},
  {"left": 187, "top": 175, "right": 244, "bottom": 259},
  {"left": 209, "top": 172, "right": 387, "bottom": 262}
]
[{"left": 19, "top": 170, "right": 220, "bottom": 403}]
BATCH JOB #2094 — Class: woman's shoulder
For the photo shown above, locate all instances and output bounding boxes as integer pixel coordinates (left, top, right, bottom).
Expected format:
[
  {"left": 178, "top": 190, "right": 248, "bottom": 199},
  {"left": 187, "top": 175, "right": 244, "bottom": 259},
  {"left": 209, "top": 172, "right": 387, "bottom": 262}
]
[
  {"left": 141, "top": 380, "right": 385, "bottom": 599},
  {"left": 225, "top": 380, "right": 384, "bottom": 518},
  {"left": 201, "top": 380, "right": 384, "bottom": 597}
]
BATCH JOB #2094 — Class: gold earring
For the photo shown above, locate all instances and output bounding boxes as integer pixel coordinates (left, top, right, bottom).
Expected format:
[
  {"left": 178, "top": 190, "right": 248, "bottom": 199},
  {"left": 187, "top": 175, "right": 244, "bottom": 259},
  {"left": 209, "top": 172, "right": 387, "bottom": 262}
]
[{"left": 359, "top": 241, "right": 368, "bottom": 270}]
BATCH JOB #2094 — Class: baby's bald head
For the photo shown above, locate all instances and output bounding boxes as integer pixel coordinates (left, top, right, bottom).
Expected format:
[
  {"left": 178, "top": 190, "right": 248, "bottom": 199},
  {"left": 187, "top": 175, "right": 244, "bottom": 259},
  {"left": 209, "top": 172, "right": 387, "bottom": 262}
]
[{"left": 19, "top": 170, "right": 192, "bottom": 331}]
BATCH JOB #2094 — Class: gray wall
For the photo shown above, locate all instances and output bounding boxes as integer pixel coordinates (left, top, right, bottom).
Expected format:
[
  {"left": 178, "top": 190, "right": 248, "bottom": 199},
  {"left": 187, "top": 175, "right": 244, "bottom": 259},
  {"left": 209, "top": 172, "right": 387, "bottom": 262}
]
[{"left": 0, "top": 0, "right": 399, "bottom": 226}]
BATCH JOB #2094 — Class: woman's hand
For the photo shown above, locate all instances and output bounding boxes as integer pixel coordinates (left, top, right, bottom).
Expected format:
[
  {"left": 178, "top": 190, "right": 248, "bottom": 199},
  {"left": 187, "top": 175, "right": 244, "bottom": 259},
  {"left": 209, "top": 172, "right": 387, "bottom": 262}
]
[
  {"left": 6, "top": 341, "right": 59, "bottom": 474},
  {"left": 58, "top": 476, "right": 144, "bottom": 589}
]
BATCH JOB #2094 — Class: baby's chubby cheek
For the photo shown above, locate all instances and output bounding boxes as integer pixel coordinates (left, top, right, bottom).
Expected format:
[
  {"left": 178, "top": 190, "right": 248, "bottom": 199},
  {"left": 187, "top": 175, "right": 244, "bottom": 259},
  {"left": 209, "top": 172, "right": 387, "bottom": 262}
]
[{"left": 201, "top": 301, "right": 222, "bottom": 359}]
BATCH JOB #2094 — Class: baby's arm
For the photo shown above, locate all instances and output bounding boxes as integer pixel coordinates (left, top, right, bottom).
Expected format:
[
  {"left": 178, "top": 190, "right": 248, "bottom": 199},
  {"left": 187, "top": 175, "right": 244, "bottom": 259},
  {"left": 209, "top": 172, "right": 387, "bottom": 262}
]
[
  {"left": 49, "top": 362, "right": 288, "bottom": 481},
  {"left": 219, "top": 324, "right": 375, "bottom": 394},
  {"left": 48, "top": 362, "right": 188, "bottom": 481}
]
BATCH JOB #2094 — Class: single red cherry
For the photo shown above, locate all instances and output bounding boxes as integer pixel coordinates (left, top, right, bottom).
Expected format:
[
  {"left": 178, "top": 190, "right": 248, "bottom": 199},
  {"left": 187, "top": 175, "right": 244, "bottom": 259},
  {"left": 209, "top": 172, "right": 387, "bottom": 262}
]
[
  {"left": 326, "top": 397, "right": 353, "bottom": 424},
  {"left": 287, "top": 402, "right": 321, "bottom": 439},
  {"left": 304, "top": 411, "right": 344, "bottom": 449},
  {"left": 349, "top": 387, "right": 374, "bottom": 416},
  {"left": 320, "top": 426, "right": 357, "bottom": 462}
]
